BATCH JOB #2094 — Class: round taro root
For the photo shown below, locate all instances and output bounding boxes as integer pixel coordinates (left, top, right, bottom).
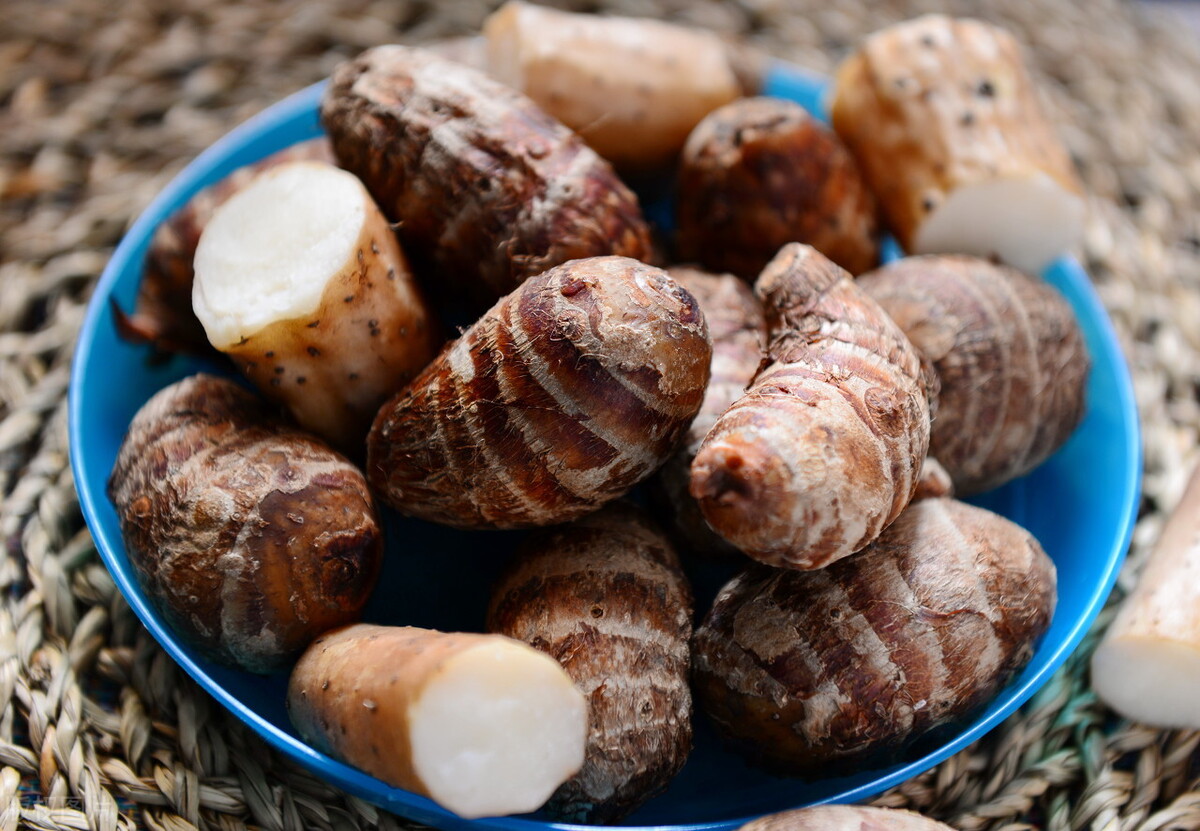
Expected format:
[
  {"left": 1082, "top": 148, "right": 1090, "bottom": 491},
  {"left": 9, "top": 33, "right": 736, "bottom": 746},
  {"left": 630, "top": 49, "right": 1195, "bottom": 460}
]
[
  {"left": 368, "top": 256, "right": 711, "bottom": 530},
  {"left": 677, "top": 97, "right": 879, "bottom": 280},
  {"left": 692, "top": 498, "right": 1056, "bottom": 775},
  {"left": 858, "top": 255, "right": 1089, "bottom": 494},
  {"left": 107, "top": 375, "right": 382, "bottom": 673},
  {"left": 322, "top": 45, "right": 652, "bottom": 311},
  {"left": 488, "top": 503, "right": 694, "bottom": 822}
]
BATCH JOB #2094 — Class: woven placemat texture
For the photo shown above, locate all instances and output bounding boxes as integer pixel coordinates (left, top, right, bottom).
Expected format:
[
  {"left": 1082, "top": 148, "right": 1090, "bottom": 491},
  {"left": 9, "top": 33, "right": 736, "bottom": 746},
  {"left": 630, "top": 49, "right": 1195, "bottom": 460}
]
[{"left": 3, "top": 0, "right": 1199, "bottom": 828}]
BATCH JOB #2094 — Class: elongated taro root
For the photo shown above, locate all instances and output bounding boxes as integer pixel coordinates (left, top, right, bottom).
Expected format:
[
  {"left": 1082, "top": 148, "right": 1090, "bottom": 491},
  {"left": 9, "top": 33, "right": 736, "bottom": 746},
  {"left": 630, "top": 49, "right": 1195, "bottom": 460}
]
[
  {"left": 690, "top": 244, "right": 934, "bottom": 570},
  {"left": 693, "top": 498, "right": 1056, "bottom": 774},
  {"left": 107, "top": 375, "right": 382, "bottom": 673},
  {"left": 192, "top": 161, "right": 442, "bottom": 451},
  {"left": 678, "top": 98, "right": 879, "bottom": 279},
  {"left": 115, "top": 138, "right": 334, "bottom": 356},
  {"left": 831, "top": 16, "right": 1084, "bottom": 274},
  {"left": 858, "top": 255, "right": 1088, "bottom": 494},
  {"left": 484, "top": 1, "right": 741, "bottom": 176},
  {"left": 488, "top": 503, "right": 693, "bottom": 822},
  {"left": 655, "top": 267, "right": 765, "bottom": 557},
  {"left": 322, "top": 45, "right": 652, "bottom": 311},
  {"left": 288, "top": 624, "right": 587, "bottom": 819},
  {"left": 738, "top": 805, "right": 959, "bottom": 831},
  {"left": 1093, "top": 461, "right": 1200, "bottom": 728},
  {"left": 368, "top": 256, "right": 711, "bottom": 530}
]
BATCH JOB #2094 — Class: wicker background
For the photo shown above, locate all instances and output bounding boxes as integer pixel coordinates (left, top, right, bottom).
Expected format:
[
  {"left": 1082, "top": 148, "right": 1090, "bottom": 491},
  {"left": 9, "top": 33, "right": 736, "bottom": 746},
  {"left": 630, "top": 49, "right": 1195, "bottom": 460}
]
[{"left": 3, "top": 0, "right": 1199, "bottom": 828}]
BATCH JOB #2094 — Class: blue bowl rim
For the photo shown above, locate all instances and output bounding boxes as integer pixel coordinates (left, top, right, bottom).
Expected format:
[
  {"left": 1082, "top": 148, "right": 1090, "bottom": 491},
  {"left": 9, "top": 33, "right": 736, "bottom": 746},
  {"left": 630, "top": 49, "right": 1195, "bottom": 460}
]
[{"left": 68, "top": 61, "right": 1141, "bottom": 831}]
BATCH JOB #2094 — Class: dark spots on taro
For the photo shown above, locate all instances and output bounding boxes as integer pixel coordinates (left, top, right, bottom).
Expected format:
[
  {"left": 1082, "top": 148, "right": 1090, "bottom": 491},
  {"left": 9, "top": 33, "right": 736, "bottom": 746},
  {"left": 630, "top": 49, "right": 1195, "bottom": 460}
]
[
  {"left": 386, "top": 268, "right": 396, "bottom": 281},
  {"left": 344, "top": 295, "right": 354, "bottom": 303},
  {"left": 307, "top": 346, "right": 320, "bottom": 357},
  {"left": 274, "top": 366, "right": 285, "bottom": 375},
  {"left": 322, "top": 680, "right": 330, "bottom": 690},
  {"left": 479, "top": 176, "right": 492, "bottom": 191},
  {"left": 371, "top": 241, "right": 379, "bottom": 255},
  {"left": 371, "top": 743, "right": 381, "bottom": 758},
  {"left": 893, "top": 76, "right": 912, "bottom": 91},
  {"left": 590, "top": 605, "right": 604, "bottom": 619},
  {"left": 297, "top": 377, "right": 307, "bottom": 385},
  {"left": 270, "top": 377, "right": 281, "bottom": 387},
  {"left": 960, "top": 111, "right": 976, "bottom": 127},
  {"left": 265, "top": 350, "right": 275, "bottom": 358},
  {"left": 641, "top": 700, "right": 653, "bottom": 714},
  {"left": 348, "top": 372, "right": 359, "bottom": 381},
  {"left": 922, "top": 196, "right": 937, "bottom": 213},
  {"left": 920, "top": 34, "right": 936, "bottom": 48},
  {"left": 368, "top": 319, "right": 380, "bottom": 336},
  {"left": 830, "top": 608, "right": 843, "bottom": 621},
  {"left": 977, "top": 80, "right": 996, "bottom": 98},
  {"left": 307, "top": 320, "right": 320, "bottom": 328}
]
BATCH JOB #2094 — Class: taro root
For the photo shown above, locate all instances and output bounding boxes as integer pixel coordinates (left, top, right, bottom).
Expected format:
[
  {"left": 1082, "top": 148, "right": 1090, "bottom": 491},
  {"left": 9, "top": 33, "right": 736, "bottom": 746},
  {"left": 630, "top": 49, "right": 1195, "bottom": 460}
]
[
  {"left": 368, "top": 256, "right": 711, "bottom": 530},
  {"left": 288, "top": 624, "right": 587, "bottom": 819},
  {"left": 322, "top": 45, "right": 653, "bottom": 311},
  {"left": 858, "top": 254, "right": 1088, "bottom": 494},
  {"left": 831, "top": 15, "right": 1084, "bottom": 273},
  {"left": 484, "top": 1, "right": 742, "bottom": 176},
  {"left": 690, "top": 244, "right": 934, "bottom": 570},
  {"left": 488, "top": 503, "right": 693, "bottom": 822},
  {"left": 115, "top": 138, "right": 334, "bottom": 356},
  {"left": 678, "top": 97, "right": 879, "bottom": 279},
  {"left": 107, "top": 374, "right": 382, "bottom": 673},
  {"left": 693, "top": 498, "right": 1056, "bottom": 774},
  {"left": 192, "top": 161, "right": 442, "bottom": 451}
]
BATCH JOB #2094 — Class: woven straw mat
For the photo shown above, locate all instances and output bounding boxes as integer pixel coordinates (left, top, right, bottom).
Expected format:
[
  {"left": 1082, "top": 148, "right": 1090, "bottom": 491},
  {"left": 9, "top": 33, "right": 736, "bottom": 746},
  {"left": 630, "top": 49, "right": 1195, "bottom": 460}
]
[{"left": 3, "top": 0, "right": 1198, "bottom": 828}]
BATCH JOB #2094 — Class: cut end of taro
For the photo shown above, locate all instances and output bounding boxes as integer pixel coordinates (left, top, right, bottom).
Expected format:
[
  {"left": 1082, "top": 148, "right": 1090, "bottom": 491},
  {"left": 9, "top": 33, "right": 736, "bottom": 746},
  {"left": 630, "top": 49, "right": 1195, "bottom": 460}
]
[
  {"left": 409, "top": 639, "right": 588, "bottom": 818},
  {"left": 193, "top": 161, "right": 368, "bottom": 349},
  {"left": 1092, "top": 637, "right": 1200, "bottom": 730},
  {"left": 913, "top": 174, "right": 1085, "bottom": 275}
]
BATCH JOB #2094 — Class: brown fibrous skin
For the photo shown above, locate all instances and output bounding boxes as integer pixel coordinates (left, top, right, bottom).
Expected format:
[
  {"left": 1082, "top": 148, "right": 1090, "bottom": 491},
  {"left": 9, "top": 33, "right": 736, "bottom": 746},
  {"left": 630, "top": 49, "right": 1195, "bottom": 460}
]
[
  {"left": 690, "top": 244, "right": 935, "bottom": 570},
  {"left": 655, "top": 267, "right": 765, "bottom": 558},
  {"left": 858, "top": 255, "right": 1089, "bottom": 494},
  {"left": 692, "top": 498, "right": 1056, "bottom": 776},
  {"left": 677, "top": 97, "right": 880, "bottom": 281},
  {"left": 114, "top": 138, "right": 335, "bottom": 357},
  {"left": 321, "top": 45, "right": 654, "bottom": 312},
  {"left": 368, "top": 256, "right": 711, "bottom": 530},
  {"left": 488, "top": 503, "right": 693, "bottom": 823},
  {"left": 107, "top": 374, "right": 382, "bottom": 674},
  {"left": 738, "top": 804, "right": 960, "bottom": 831}
]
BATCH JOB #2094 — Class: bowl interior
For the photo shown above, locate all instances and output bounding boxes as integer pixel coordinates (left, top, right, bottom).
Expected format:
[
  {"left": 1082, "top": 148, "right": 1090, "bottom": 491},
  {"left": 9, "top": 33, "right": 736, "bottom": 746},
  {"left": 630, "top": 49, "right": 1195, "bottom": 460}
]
[{"left": 69, "top": 65, "right": 1140, "bottom": 831}]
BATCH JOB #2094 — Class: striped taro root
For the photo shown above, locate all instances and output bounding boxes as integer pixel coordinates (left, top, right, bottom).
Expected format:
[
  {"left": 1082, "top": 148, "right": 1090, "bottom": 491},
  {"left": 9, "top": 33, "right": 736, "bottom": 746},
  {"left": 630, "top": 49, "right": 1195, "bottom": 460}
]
[
  {"left": 322, "top": 45, "right": 653, "bottom": 311},
  {"left": 690, "top": 243, "right": 935, "bottom": 570},
  {"left": 858, "top": 255, "right": 1088, "bottom": 495},
  {"left": 654, "top": 267, "right": 765, "bottom": 557},
  {"left": 488, "top": 502, "right": 693, "bottom": 823},
  {"left": 693, "top": 498, "right": 1056, "bottom": 775},
  {"left": 367, "top": 256, "right": 712, "bottom": 529}
]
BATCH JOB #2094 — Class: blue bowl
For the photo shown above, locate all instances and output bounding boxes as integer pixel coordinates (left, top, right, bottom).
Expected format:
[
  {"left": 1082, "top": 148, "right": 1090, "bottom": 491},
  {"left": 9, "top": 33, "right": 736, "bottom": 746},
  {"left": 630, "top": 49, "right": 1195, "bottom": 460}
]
[{"left": 69, "top": 63, "right": 1140, "bottom": 831}]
